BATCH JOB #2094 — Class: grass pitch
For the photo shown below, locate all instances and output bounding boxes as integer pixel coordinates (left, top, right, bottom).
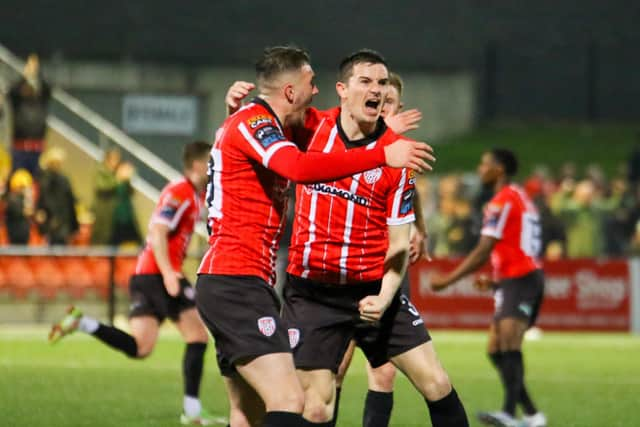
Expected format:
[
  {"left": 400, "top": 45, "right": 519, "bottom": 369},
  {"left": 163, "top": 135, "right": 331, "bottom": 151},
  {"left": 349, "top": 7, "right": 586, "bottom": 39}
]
[{"left": 1, "top": 327, "right": 639, "bottom": 427}]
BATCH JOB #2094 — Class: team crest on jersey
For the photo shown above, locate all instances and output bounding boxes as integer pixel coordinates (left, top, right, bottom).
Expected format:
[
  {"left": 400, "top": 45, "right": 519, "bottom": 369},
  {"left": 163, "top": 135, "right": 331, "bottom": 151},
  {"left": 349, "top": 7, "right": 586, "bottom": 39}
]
[
  {"left": 258, "top": 316, "right": 277, "bottom": 337},
  {"left": 288, "top": 328, "right": 300, "bottom": 348},
  {"left": 364, "top": 168, "right": 382, "bottom": 184}
]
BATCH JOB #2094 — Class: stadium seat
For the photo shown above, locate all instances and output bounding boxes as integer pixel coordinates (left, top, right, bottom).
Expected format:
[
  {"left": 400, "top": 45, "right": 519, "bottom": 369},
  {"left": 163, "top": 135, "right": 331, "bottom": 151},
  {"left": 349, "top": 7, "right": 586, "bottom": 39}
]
[
  {"left": 60, "top": 257, "right": 95, "bottom": 298},
  {"left": 4, "top": 257, "right": 37, "bottom": 298},
  {"left": 86, "top": 257, "right": 112, "bottom": 296},
  {"left": 29, "top": 257, "right": 66, "bottom": 299}
]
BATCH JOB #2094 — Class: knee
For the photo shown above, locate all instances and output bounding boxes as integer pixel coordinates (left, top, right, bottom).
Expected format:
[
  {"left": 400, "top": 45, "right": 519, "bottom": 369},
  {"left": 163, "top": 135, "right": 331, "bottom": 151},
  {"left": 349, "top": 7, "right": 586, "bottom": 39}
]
[
  {"left": 268, "top": 387, "right": 305, "bottom": 414},
  {"left": 303, "top": 387, "right": 334, "bottom": 423},
  {"left": 229, "top": 409, "right": 253, "bottom": 427},
  {"left": 369, "top": 363, "right": 397, "bottom": 392},
  {"left": 304, "top": 399, "right": 332, "bottom": 423},
  {"left": 134, "top": 340, "right": 154, "bottom": 359},
  {"left": 423, "top": 369, "right": 452, "bottom": 401}
]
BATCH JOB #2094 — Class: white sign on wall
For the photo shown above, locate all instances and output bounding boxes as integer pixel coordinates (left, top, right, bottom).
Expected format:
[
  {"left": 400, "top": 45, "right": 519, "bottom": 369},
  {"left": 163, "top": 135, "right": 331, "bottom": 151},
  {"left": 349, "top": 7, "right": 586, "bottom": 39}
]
[{"left": 122, "top": 95, "right": 197, "bottom": 135}]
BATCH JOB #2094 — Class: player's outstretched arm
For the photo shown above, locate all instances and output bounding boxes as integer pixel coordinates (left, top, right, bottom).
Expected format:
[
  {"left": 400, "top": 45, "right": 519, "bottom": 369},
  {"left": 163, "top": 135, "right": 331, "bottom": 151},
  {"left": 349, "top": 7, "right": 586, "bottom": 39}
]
[
  {"left": 267, "top": 140, "right": 434, "bottom": 184},
  {"left": 359, "top": 223, "right": 411, "bottom": 323},
  {"left": 430, "top": 236, "right": 496, "bottom": 291}
]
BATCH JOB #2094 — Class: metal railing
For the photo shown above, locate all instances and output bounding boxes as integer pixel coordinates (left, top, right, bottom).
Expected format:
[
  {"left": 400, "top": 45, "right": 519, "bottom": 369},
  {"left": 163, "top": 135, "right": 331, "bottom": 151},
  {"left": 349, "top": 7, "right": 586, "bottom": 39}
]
[{"left": 0, "top": 43, "right": 207, "bottom": 238}]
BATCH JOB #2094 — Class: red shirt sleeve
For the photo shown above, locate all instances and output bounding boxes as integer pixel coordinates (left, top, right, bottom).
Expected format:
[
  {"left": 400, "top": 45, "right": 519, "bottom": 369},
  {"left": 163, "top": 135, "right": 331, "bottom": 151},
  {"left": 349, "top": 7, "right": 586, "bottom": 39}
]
[{"left": 268, "top": 144, "right": 386, "bottom": 184}]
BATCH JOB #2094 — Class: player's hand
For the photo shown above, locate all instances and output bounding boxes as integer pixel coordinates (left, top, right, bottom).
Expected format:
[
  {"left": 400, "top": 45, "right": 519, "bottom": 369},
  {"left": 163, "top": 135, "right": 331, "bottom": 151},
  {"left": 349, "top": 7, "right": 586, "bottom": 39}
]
[
  {"left": 473, "top": 274, "right": 495, "bottom": 291},
  {"left": 409, "top": 227, "right": 431, "bottom": 264},
  {"left": 430, "top": 273, "right": 451, "bottom": 292},
  {"left": 225, "top": 81, "right": 255, "bottom": 114},
  {"left": 385, "top": 109, "right": 422, "bottom": 134},
  {"left": 384, "top": 139, "right": 435, "bottom": 172},
  {"left": 358, "top": 295, "right": 392, "bottom": 323},
  {"left": 162, "top": 271, "right": 182, "bottom": 297}
]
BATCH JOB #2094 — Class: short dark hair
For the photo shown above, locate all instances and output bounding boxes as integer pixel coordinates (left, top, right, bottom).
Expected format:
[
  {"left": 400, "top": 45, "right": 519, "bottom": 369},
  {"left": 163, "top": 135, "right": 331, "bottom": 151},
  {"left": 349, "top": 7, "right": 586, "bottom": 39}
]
[
  {"left": 490, "top": 148, "right": 518, "bottom": 177},
  {"left": 183, "top": 141, "right": 211, "bottom": 169},
  {"left": 388, "top": 72, "right": 403, "bottom": 96},
  {"left": 255, "top": 46, "right": 311, "bottom": 88},
  {"left": 338, "top": 49, "right": 388, "bottom": 82}
]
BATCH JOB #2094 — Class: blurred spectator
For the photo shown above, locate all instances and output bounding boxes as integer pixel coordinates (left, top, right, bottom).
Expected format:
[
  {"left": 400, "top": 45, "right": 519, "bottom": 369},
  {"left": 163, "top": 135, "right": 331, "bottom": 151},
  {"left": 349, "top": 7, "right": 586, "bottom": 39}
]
[
  {"left": 5, "top": 168, "right": 34, "bottom": 244},
  {"left": 8, "top": 54, "right": 51, "bottom": 177},
  {"left": 109, "top": 161, "right": 141, "bottom": 246},
  {"left": 91, "top": 148, "right": 121, "bottom": 245},
  {"left": 524, "top": 165, "right": 567, "bottom": 257},
  {"left": 427, "top": 175, "right": 474, "bottom": 256},
  {"left": 35, "top": 147, "right": 78, "bottom": 245},
  {"left": 551, "top": 179, "right": 622, "bottom": 257}
]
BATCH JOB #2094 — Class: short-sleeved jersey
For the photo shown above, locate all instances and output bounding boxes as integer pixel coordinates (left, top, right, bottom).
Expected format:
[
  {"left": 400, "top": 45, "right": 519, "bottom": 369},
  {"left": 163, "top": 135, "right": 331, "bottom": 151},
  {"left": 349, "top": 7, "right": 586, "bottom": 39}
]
[
  {"left": 136, "top": 178, "right": 201, "bottom": 275},
  {"left": 198, "top": 98, "right": 296, "bottom": 285},
  {"left": 481, "top": 184, "right": 542, "bottom": 280},
  {"left": 287, "top": 109, "right": 415, "bottom": 285}
]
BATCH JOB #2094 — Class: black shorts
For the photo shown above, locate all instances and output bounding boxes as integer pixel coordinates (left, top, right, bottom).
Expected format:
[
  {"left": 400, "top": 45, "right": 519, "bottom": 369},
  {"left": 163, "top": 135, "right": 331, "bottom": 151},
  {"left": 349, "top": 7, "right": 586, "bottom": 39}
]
[
  {"left": 282, "top": 274, "right": 431, "bottom": 373},
  {"left": 494, "top": 269, "right": 545, "bottom": 327},
  {"left": 128, "top": 274, "right": 196, "bottom": 322},
  {"left": 195, "top": 274, "right": 291, "bottom": 377}
]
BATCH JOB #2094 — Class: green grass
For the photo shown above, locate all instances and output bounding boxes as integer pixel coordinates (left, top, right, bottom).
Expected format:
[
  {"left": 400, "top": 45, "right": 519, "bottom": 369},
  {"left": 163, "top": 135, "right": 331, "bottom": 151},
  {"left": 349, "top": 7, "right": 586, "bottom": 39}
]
[
  {"left": 434, "top": 123, "right": 639, "bottom": 178},
  {"left": 1, "top": 327, "right": 640, "bottom": 426}
]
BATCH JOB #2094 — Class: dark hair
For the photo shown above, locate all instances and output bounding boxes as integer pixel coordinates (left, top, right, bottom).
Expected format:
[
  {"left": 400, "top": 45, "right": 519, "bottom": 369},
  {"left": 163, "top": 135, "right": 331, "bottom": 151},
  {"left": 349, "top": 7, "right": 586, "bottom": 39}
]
[
  {"left": 338, "top": 49, "right": 388, "bottom": 82},
  {"left": 388, "top": 72, "right": 403, "bottom": 96},
  {"left": 183, "top": 141, "right": 211, "bottom": 169},
  {"left": 255, "top": 46, "right": 311, "bottom": 88},
  {"left": 490, "top": 148, "right": 518, "bottom": 177}
]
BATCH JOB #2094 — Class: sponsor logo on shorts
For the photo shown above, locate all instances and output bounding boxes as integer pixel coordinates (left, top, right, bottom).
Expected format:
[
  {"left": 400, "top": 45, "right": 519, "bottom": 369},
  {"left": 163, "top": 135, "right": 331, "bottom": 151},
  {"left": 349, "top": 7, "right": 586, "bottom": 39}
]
[
  {"left": 518, "top": 302, "right": 532, "bottom": 317},
  {"left": 288, "top": 328, "right": 300, "bottom": 348},
  {"left": 364, "top": 168, "right": 382, "bottom": 184},
  {"left": 258, "top": 316, "right": 277, "bottom": 337},
  {"left": 183, "top": 286, "right": 195, "bottom": 301}
]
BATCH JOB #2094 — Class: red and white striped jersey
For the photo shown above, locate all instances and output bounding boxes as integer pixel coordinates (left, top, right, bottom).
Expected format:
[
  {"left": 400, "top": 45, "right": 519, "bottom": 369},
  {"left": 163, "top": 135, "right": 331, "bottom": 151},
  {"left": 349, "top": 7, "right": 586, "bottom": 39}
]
[
  {"left": 288, "top": 110, "right": 416, "bottom": 285},
  {"left": 198, "top": 98, "right": 294, "bottom": 285},
  {"left": 136, "top": 178, "right": 201, "bottom": 275},
  {"left": 481, "top": 184, "right": 542, "bottom": 280}
]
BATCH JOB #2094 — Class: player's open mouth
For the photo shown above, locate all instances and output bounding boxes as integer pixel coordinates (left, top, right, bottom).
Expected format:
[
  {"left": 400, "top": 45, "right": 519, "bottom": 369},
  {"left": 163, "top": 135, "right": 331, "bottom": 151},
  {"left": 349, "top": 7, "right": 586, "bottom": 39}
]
[{"left": 364, "top": 99, "right": 380, "bottom": 115}]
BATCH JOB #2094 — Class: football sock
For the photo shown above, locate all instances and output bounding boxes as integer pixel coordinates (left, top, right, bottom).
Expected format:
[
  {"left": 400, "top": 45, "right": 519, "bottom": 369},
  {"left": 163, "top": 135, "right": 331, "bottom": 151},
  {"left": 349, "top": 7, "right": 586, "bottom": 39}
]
[
  {"left": 426, "top": 388, "right": 469, "bottom": 427},
  {"left": 330, "top": 386, "right": 342, "bottom": 426},
  {"left": 363, "top": 390, "right": 393, "bottom": 427},
  {"left": 183, "top": 395, "right": 202, "bottom": 417},
  {"left": 91, "top": 323, "right": 138, "bottom": 358},
  {"left": 262, "top": 411, "right": 306, "bottom": 427},
  {"left": 304, "top": 421, "right": 333, "bottom": 426},
  {"left": 78, "top": 315, "right": 99, "bottom": 334},
  {"left": 184, "top": 342, "right": 207, "bottom": 398},
  {"left": 490, "top": 351, "right": 537, "bottom": 415},
  {"left": 500, "top": 350, "right": 524, "bottom": 416}
]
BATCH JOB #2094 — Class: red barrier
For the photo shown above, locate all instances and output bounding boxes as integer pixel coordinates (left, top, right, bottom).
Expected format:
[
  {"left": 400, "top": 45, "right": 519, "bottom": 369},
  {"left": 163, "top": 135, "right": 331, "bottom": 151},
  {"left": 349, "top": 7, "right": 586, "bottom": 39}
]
[{"left": 408, "top": 258, "right": 631, "bottom": 331}]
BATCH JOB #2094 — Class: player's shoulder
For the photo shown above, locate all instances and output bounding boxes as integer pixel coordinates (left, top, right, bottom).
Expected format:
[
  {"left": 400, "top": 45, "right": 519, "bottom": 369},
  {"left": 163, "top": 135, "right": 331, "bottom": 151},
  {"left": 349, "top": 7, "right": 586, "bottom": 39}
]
[
  {"left": 161, "top": 178, "right": 194, "bottom": 202},
  {"left": 227, "top": 102, "right": 275, "bottom": 129}
]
